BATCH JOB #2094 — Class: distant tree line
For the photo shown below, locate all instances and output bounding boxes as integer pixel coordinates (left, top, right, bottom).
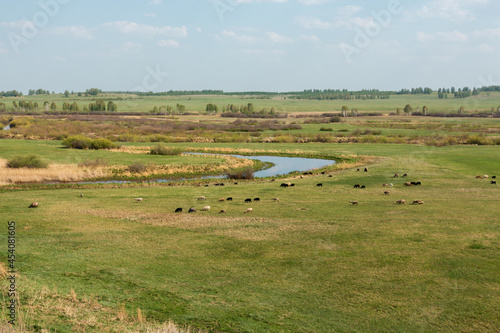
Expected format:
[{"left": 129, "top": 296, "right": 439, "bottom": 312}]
[
  {"left": 396, "top": 87, "right": 433, "bottom": 95},
  {"left": 289, "top": 89, "right": 391, "bottom": 101},
  {"left": 0, "top": 90, "right": 23, "bottom": 97},
  {"left": 28, "top": 89, "right": 51, "bottom": 95},
  {"left": 3, "top": 100, "right": 117, "bottom": 112}
]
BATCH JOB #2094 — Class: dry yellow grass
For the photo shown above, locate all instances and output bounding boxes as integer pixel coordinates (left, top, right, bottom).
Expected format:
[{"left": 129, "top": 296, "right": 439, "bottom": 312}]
[{"left": 0, "top": 159, "right": 110, "bottom": 185}]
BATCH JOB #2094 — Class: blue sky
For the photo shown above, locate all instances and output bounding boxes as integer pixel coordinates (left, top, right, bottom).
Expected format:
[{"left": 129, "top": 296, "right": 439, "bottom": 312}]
[{"left": 1, "top": 0, "right": 499, "bottom": 93}]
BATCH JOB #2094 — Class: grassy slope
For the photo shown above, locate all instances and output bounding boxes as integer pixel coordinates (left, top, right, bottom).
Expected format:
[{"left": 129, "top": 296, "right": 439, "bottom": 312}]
[{"left": 1, "top": 142, "right": 499, "bottom": 332}]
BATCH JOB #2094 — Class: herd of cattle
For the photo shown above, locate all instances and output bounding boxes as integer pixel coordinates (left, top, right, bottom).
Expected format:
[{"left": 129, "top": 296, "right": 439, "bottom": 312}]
[{"left": 27, "top": 171, "right": 496, "bottom": 211}]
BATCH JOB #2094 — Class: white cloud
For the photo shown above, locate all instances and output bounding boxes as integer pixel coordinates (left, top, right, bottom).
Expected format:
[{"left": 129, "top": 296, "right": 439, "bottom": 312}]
[
  {"left": 50, "top": 26, "right": 93, "bottom": 39},
  {"left": 266, "top": 32, "right": 293, "bottom": 43},
  {"left": 157, "top": 39, "right": 180, "bottom": 48},
  {"left": 149, "top": 0, "right": 162, "bottom": 5},
  {"left": 473, "top": 28, "right": 500, "bottom": 39},
  {"left": 417, "top": 0, "right": 488, "bottom": 21},
  {"left": 144, "top": 13, "right": 157, "bottom": 18},
  {"left": 233, "top": 0, "right": 287, "bottom": 3},
  {"left": 416, "top": 30, "right": 468, "bottom": 42},
  {"left": 477, "top": 43, "right": 495, "bottom": 53},
  {"left": 221, "top": 30, "right": 258, "bottom": 43},
  {"left": 336, "top": 5, "right": 363, "bottom": 17},
  {"left": 298, "top": 0, "right": 329, "bottom": 5},
  {"left": 104, "top": 21, "right": 187, "bottom": 38},
  {"left": 123, "top": 42, "right": 142, "bottom": 49},
  {"left": 299, "top": 34, "right": 320, "bottom": 42},
  {"left": 294, "top": 17, "right": 331, "bottom": 29}
]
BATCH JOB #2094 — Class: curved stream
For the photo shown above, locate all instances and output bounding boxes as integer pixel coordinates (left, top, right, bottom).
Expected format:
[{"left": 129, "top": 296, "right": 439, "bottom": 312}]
[{"left": 77, "top": 154, "right": 336, "bottom": 184}]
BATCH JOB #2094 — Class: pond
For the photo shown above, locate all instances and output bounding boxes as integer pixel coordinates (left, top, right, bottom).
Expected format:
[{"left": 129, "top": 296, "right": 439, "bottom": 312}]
[{"left": 72, "top": 154, "right": 336, "bottom": 185}]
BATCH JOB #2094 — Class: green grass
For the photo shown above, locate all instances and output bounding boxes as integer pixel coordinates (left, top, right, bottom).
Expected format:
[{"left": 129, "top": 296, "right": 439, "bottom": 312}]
[
  {"left": 1, "top": 141, "right": 499, "bottom": 332},
  {"left": 3, "top": 91, "right": 500, "bottom": 114}
]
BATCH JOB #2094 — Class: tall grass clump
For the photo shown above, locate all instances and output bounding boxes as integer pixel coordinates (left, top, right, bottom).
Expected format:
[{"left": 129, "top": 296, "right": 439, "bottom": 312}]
[
  {"left": 78, "top": 158, "right": 109, "bottom": 168},
  {"left": 150, "top": 144, "right": 183, "bottom": 156},
  {"left": 91, "top": 138, "right": 117, "bottom": 150},
  {"left": 7, "top": 155, "right": 48, "bottom": 168},
  {"left": 225, "top": 166, "right": 254, "bottom": 180}
]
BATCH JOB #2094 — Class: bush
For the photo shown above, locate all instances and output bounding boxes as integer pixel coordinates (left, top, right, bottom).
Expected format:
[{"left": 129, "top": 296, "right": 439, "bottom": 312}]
[
  {"left": 7, "top": 155, "right": 48, "bottom": 169},
  {"left": 225, "top": 167, "right": 254, "bottom": 180},
  {"left": 62, "top": 135, "right": 93, "bottom": 149},
  {"left": 330, "top": 116, "right": 342, "bottom": 123},
  {"left": 128, "top": 162, "right": 149, "bottom": 173},
  {"left": 150, "top": 144, "right": 183, "bottom": 156},
  {"left": 91, "top": 138, "right": 116, "bottom": 150},
  {"left": 319, "top": 127, "right": 333, "bottom": 131},
  {"left": 63, "top": 135, "right": 116, "bottom": 150}
]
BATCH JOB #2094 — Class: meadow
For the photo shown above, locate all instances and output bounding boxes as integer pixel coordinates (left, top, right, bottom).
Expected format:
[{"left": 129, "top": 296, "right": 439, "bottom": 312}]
[{"left": 0, "top": 94, "right": 499, "bottom": 332}]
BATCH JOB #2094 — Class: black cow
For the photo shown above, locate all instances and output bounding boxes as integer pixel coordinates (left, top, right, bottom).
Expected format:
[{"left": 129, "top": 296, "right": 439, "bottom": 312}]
[
  {"left": 353, "top": 184, "right": 360, "bottom": 188},
  {"left": 316, "top": 183, "right": 323, "bottom": 187},
  {"left": 175, "top": 207, "right": 183, "bottom": 213},
  {"left": 245, "top": 198, "right": 252, "bottom": 203},
  {"left": 226, "top": 197, "right": 233, "bottom": 201},
  {"left": 254, "top": 198, "right": 260, "bottom": 202},
  {"left": 492, "top": 181, "right": 497, "bottom": 185}
]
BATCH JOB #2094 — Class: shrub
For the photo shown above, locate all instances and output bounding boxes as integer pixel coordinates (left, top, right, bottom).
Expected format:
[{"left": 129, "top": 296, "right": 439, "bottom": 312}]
[
  {"left": 225, "top": 167, "right": 254, "bottom": 180},
  {"left": 319, "top": 127, "right": 333, "bottom": 131},
  {"left": 62, "top": 135, "right": 93, "bottom": 149},
  {"left": 91, "top": 138, "right": 116, "bottom": 150},
  {"left": 150, "top": 144, "right": 183, "bottom": 156},
  {"left": 128, "top": 162, "right": 149, "bottom": 173},
  {"left": 330, "top": 116, "right": 342, "bottom": 123},
  {"left": 63, "top": 135, "right": 116, "bottom": 150},
  {"left": 7, "top": 155, "right": 48, "bottom": 169}
]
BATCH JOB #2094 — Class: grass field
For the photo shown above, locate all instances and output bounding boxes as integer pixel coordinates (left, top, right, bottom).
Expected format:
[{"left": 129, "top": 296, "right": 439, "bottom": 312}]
[
  {"left": 3, "top": 91, "right": 500, "bottom": 114},
  {"left": 1, "top": 139, "right": 499, "bottom": 332}
]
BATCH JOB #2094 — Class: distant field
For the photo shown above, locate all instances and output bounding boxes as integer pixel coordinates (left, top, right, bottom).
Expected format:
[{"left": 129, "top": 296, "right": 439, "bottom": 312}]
[{"left": 3, "top": 91, "right": 500, "bottom": 114}]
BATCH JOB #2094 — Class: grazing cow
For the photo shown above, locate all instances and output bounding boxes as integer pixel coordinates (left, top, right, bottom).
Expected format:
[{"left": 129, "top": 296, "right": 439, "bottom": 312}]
[
  {"left": 491, "top": 181, "right": 497, "bottom": 185},
  {"left": 492, "top": 176, "right": 496, "bottom": 179},
  {"left": 410, "top": 182, "right": 416, "bottom": 185},
  {"left": 404, "top": 182, "right": 412, "bottom": 186},
  {"left": 234, "top": 182, "right": 238, "bottom": 185},
  {"left": 290, "top": 183, "right": 295, "bottom": 187},
  {"left": 328, "top": 175, "right": 333, "bottom": 178},
  {"left": 80, "top": 193, "right": 84, "bottom": 197},
  {"left": 364, "top": 168, "right": 368, "bottom": 172},
  {"left": 396, "top": 199, "right": 406, "bottom": 204},
  {"left": 254, "top": 198, "right": 260, "bottom": 202},
  {"left": 402, "top": 173, "right": 408, "bottom": 177},
  {"left": 389, "top": 183, "right": 394, "bottom": 187},
  {"left": 188, "top": 207, "right": 196, "bottom": 213},
  {"left": 475, "top": 175, "right": 482, "bottom": 179},
  {"left": 175, "top": 207, "right": 183, "bottom": 213},
  {"left": 270, "top": 179, "right": 275, "bottom": 182},
  {"left": 357, "top": 168, "right": 360, "bottom": 172},
  {"left": 245, "top": 198, "right": 252, "bottom": 203},
  {"left": 280, "top": 183, "right": 289, "bottom": 187},
  {"left": 29, "top": 202, "right": 38, "bottom": 208},
  {"left": 360, "top": 185, "right": 366, "bottom": 189},
  {"left": 415, "top": 182, "right": 421, "bottom": 186},
  {"left": 218, "top": 198, "right": 225, "bottom": 202},
  {"left": 321, "top": 171, "right": 326, "bottom": 175},
  {"left": 316, "top": 183, "right": 323, "bottom": 187},
  {"left": 134, "top": 198, "right": 143, "bottom": 202},
  {"left": 353, "top": 184, "right": 361, "bottom": 188},
  {"left": 394, "top": 173, "right": 399, "bottom": 178},
  {"left": 219, "top": 209, "right": 227, "bottom": 214},
  {"left": 219, "top": 183, "right": 225, "bottom": 186},
  {"left": 383, "top": 183, "right": 389, "bottom": 187},
  {"left": 226, "top": 197, "right": 233, "bottom": 201},
  {"left": 412, "top": 200, "right": 424, "bottom": 205},
  {"left": 483, "top": 175, "right": 489, "bottom": 179},
  {"left": 198, "top": 196, "right": 206, "bottom": 200},
  {"left": 244, "top": 208, "right": 253, "bottom": 213},
  {"left": 201, "top": 206, "right": 210, "bottom": 211},
  {"left": 384, "top": 191, "right": 390, "bottom": 195},
  {"left": 204, "top": 185, "right": 209, "bottom": 187},
  {"left": 272, "top": 197, "right": 280, "bottom": 202},
  {"left": 349, "top": 201, "right": 358, "bottom": 205}
]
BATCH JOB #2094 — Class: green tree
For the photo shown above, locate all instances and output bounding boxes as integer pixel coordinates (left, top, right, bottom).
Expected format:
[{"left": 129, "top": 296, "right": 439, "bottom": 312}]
[
  {"left": 422, "top": 105, "right": 429, "bottom": 115},
  {"left": 404, "top": 104, "right": 412, "bottom": 115},
  {"left": 12, "top": 101, "right": 18, "bottom": 111},
  {"left": 64, "top": 90, "right": 70, "bottom": 98},
  {"left": 50, "top": 102, "right": 57, "bottom": 111},
  {"left": 341, "top": 105, "right": 349, "bottom": 117},
  {"left": 0, "top": 102, "right": 6, "bottom": 111}
]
